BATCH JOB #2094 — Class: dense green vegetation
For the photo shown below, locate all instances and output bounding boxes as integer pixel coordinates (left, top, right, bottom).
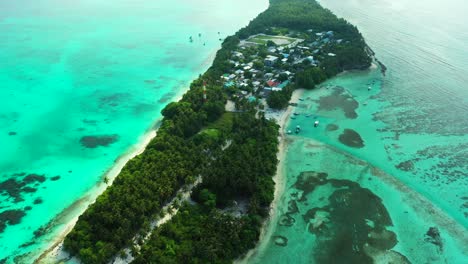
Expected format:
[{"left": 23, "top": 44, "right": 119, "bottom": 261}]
[
  {"left": 63, "top": 0, "right": 370, "bottom": 263},
  {"left": 132, "top": 112, "right": 279, "bottom": 263},
  {"left": 133, "top": 203, "right": 261, "bottom": 264},
  {"left": 266, "top": 85, "right": 294, "bottom": 109}
]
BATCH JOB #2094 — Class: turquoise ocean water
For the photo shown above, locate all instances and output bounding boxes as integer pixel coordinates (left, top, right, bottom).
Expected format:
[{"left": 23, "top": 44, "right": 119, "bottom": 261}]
[
  {"left": 0, "top": 0, "right": 268, "bottom": 262},
  {"left": 243, "top": 0, "right": 468, "bottom": 263}
]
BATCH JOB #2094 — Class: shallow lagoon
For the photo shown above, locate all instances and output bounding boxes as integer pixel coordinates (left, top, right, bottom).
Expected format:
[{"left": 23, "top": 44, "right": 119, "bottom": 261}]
[
  {"left": 0, "top": 0, "right": 268, "bottom": 261},
  {"left": 244, "top": 69, "right": 467, "bottom": 263},
  {"left": 244, "top": 0, "right": 468, "bottom": 262}
]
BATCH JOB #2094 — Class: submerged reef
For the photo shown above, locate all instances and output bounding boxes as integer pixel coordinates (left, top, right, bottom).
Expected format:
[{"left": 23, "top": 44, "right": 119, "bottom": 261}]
[
  {"left": 315, "top": 86, "right": 359, "bottom": 119},
  {"left": 279, "top": 171, "right": 409, "bottom": 263},
  {"left": 0, "top": 173, "right": 46, "bottom": 203},
  {"left": 0, "top": 210, "right": 26, "bottom": 233},
  {"left": 326, "top": 124, "right": 339, "bottom": 131},
  {"left": 79, "top": 134, "right": 119, "bottom": 148},
  {"left": 0, "top": 173, "right": 60, "bottom": 234},
  {"left": 339, "top": 129, "right": 365, "bottom": 148}
]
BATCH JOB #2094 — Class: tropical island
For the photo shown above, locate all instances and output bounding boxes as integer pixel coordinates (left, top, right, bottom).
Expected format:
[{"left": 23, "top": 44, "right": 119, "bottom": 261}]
[{"left": 62, "top": 0, "right": 371, "bottom": 263}]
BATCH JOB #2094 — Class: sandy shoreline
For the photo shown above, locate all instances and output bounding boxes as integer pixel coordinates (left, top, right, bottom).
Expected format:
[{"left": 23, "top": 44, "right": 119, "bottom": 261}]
[
  {"left": 35, "top": 50, "right": 220, "bottom": 264},
  {"left": 237, "top": 89, "right": 305, "bottom": 263}
]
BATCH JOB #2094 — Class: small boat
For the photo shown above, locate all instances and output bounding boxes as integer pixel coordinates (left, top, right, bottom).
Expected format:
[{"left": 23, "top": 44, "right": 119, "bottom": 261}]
[
  {"left": 299, "top": 98, "right": 304, "bottom": 101},
  {"left": 287, "top": 130, "right": 292, "bottom": 134},
  {"left": 314, "top": 120, "right": 319, "bottom": 127},
  {"left": 295, "top": 125, "right": 301, "bottom": 134},
  {"left": 293, "top": 113, "right": 299, "bottom": 116},
  {"left": 368, "top": 86, "right": 372, "bottom": 91}
]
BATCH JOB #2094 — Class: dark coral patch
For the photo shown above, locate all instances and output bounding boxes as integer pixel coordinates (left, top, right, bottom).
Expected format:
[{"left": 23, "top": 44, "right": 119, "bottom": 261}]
[
  {"left": 294, "top": 171, "right": 328, "bottom": 199},
  {"left": 21, "top": 187, "right": 37, "bottom": 193},
  {"left": 316, "top": 86, "right": 359, "bottom": 119},
  {"left": 8, "top": 132, "right": 17, "bottom": 136},
  {"left": 292, "top": 171, "right": 403, "bottom": 264},
  {"left": 395, "top": 160, "right": 414, "bottom": 172},
  {"left": 50, "top": 176, "right": 61, "bottom": 181},
  {"left": 23, "top": 174, "right": 46, "bottom": 184},
  {"left": 80, "top": 134, "right": 119, "bottom": 148},
  {"left": 0, "top": 174, "right": 46, "bottom": 203},
  {"left": 33, "top": 198, "right": 43, "bottom": 205},
  {"left": 326, "top": 124, "right": 339, "bottom": 131},
  {"left": 339, "top": 129, "right": 364, "bottom": 148},
  {"left": 425, "top": 227, "right": 443, "bottom": 251},
  {"left": 0, "top": 179, "right": 24, "bottom": 202},
  {"left": 279, "top": 214, "right": 295, "bottom": 227},
  {"left": 368, "top": 229, "right": 397, "bottom": 250},
  {"left": 0, "top": 209, "right": 26, "bottom": 233}
]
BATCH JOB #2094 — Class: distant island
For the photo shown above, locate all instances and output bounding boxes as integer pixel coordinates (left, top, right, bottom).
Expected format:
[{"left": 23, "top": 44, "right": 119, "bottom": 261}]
[{"left": 63, "top": 0, "right": 371, "bottom": 263}]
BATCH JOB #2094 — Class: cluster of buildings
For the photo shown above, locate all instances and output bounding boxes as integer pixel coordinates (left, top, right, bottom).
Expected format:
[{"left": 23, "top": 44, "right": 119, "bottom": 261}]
[{"left": 220, "top": 30, "right": 344, "bottom": 104}]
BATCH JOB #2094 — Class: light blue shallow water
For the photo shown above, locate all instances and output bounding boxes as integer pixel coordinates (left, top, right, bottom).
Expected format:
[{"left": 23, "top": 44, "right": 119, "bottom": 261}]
[
  {"left": 0, "top": 0, "right": 268, "bottom": 262},
  {"left": 243, "top": 0, "right": 468, "bottom": 263},
  {"left": 316, "top": 0, "right": 468, "bottom": 232}
]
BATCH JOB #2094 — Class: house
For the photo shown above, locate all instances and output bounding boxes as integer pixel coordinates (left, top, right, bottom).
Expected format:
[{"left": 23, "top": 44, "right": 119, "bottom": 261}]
[
  {"left": 229, "top": 74, "right": 236, "bottom": 79},
  {"left": 235, "top": 69, "right": 244, "bottom": 75},
  {"left": 267, "top": 80, "right": 280, "bottom": 87},
  {"left": 305, "top": 56, "right": 315, "bottom": 63},
  {"left": 281, "top": 58, "right": 288, "bottom": 63},
  {"left": 233, "top": 51, "right": 244, "bottom": 59},
  {"left": 264, "top": 73, "right": 274, "bottom": 79},
  {"left": 224, "top": 81, "right": 235, "bottom": 88},
  {"left": 264, "top": 55, "right": 278, "bottom": 66},
  {"left": 326, "top": 31, "right": 334, "bottom": 36},
  {"left": 268, "top": 47, "right": 277, "bottom": 53}
]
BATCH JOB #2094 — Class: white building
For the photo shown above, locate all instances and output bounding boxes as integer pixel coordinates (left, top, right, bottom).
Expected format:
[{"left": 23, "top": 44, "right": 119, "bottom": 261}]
[{"left": 264, "top": 55, "right": 279, "bottom": 66}]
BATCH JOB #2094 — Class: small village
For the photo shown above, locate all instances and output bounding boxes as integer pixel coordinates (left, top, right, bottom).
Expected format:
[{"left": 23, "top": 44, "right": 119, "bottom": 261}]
[{"left": 219, "top": 28, "right": 345, "bottom": 109}]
